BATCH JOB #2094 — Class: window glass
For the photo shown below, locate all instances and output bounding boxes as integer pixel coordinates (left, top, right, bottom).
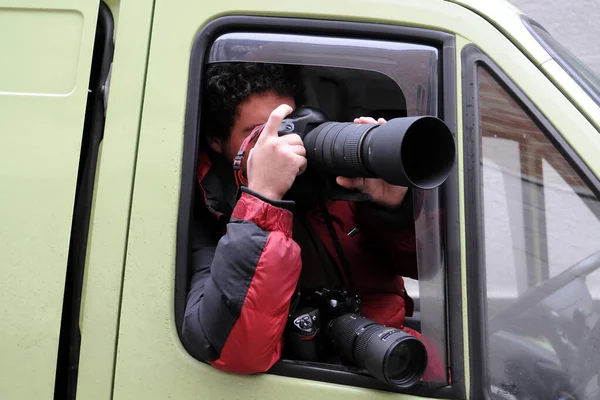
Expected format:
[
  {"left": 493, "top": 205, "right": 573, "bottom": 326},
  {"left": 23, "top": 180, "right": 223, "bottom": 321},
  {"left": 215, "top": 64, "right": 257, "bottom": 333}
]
[
  {"left": 208, "top": 32, "right": 439, "bottom": 117},
  {"left": 477, "top": 65, "right": 600, "bottom": 400}
]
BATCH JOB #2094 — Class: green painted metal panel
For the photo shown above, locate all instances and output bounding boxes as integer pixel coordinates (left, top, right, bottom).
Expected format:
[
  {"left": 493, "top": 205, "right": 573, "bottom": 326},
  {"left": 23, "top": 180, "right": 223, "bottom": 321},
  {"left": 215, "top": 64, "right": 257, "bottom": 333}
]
[
  {"left": 75, "top": 1, "right": 156, "bottom": 399},
  {"left": 0, "top": 0, "right": 99, "bottom": 398},
  {"left": 449, "top": 0, "right": 600, "bottom": 130}
]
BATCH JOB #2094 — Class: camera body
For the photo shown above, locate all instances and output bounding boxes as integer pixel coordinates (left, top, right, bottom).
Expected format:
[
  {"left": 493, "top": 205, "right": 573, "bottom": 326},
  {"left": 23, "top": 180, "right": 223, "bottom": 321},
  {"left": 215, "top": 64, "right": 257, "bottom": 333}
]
[{"left": 285, "top": 288, "right": 360, "bottom": 362}]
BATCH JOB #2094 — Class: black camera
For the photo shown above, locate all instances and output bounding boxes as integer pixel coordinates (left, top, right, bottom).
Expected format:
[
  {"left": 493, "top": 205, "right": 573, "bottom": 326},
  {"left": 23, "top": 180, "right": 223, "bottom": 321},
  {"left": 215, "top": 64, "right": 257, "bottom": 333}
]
[
  {"left": 277, "top": 106, "right": 456, "bottom": 202},
  {"left": 285, "top": 288, "right": 428, "bottom": 389}
]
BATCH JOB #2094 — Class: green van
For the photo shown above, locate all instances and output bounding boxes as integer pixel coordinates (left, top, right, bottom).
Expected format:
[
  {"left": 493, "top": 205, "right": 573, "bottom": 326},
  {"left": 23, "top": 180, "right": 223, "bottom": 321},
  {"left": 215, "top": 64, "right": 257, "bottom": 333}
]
[{"left": 1, "top": 0, "right": 599, "bottom": 399}]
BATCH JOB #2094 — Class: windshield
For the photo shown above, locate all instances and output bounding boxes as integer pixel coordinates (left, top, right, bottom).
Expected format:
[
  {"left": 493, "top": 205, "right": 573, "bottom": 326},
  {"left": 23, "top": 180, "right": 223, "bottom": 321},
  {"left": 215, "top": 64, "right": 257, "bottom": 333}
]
[{"left": 525, "top": 18, "right": 600, "bottom": 106}]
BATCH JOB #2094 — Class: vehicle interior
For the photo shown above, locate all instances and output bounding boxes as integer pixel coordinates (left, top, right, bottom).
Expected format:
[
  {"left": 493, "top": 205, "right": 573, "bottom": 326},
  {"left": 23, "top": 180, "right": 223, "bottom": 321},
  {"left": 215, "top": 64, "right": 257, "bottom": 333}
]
[{"left": 299, "top": 65, "right": 408, "bottom": 122}]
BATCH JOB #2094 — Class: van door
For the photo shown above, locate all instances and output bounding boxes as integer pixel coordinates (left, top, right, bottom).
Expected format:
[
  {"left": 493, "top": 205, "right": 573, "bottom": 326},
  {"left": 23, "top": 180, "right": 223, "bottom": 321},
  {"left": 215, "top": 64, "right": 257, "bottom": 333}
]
[
  {"left": 0, "top": 1, "right": 111, "bottom": 399},
  {"left": 112, "top": 1, "right": 466, "bottom": 399},
  {"left": 460, "top": 27, "right": 600, "bottom": 400}
]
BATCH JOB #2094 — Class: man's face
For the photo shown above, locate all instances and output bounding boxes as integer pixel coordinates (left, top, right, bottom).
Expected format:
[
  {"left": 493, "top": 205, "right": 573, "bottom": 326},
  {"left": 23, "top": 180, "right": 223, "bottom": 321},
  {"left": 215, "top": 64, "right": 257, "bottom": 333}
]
[{"left": 209, "top": 91, "right": 296, "bottom": 162}]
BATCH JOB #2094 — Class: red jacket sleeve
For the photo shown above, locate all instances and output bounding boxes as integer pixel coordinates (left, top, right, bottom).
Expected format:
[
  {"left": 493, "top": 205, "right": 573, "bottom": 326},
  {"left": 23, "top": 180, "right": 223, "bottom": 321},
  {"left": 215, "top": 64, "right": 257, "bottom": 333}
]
[{"left": 182, "top": 188, "right": 302, "bottom": 374}]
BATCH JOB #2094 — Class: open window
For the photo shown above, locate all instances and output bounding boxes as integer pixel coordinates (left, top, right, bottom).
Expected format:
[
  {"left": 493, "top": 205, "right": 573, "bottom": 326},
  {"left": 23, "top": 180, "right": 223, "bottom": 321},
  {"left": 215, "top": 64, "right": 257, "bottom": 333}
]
[{"left": 177, "top": 17, "right": 462, "bottom": 398}]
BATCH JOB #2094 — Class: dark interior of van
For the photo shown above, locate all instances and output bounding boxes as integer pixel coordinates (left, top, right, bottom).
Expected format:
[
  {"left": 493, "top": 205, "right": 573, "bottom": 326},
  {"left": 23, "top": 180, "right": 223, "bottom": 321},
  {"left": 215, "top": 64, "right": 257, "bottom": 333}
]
[{"left": 300, "top": 65, "right": 408, "bottom": 122}]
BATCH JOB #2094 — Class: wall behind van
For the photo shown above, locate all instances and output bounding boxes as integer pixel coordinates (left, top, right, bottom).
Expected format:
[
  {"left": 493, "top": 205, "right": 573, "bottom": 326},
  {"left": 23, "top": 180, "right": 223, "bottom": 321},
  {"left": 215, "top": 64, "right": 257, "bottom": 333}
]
[{"left": 509, "top": 0, "right": 600, "bottom": 76}]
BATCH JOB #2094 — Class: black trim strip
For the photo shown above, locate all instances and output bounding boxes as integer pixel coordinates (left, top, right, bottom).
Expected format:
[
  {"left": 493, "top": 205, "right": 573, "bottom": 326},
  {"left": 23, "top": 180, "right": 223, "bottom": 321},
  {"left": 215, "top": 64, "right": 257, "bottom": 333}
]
[
  {"left": 54, "top": 3, "right": 114, "bottom": 400},
  {"left": 461, "top": 44, "right": 488, "bottom": 400},
  {"left": 439, "top": 32, "right": 464, "bottom": 398},
  {"left": 461, "top": 44, "right": 600, "bottom": 400},
  {"left": 269, "top": 360, "right": 457, "bottom": 398},
  {"left": 176, "top": 15, "right": 464, "bottom": 399}
]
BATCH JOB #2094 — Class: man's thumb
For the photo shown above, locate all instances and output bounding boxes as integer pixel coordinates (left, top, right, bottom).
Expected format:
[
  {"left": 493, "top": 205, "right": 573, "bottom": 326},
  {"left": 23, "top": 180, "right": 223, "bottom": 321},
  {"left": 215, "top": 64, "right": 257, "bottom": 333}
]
[{"left": 260, "top": 104, "right": 293, "bottom": 140}]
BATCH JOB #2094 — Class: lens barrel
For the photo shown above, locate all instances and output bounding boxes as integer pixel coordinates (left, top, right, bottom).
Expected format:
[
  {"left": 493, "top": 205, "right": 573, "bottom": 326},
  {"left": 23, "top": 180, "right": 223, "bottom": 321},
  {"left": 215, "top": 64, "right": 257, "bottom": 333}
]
[
  {"left": 302, "top": 122, "right": 377, "bottom": 178},
  {"left": 302, "top": 116, "right": 455, "bottom": 190},
  {"left": 327, "top": 314, "right": 428, "bottom": 388}
]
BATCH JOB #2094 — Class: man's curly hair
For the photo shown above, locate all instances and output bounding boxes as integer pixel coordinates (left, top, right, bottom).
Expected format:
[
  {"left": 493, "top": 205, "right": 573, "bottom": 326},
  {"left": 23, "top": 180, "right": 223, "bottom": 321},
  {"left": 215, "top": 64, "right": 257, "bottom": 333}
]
[{"left": 201, "top": 62, "right": 306, "bottom": 143}]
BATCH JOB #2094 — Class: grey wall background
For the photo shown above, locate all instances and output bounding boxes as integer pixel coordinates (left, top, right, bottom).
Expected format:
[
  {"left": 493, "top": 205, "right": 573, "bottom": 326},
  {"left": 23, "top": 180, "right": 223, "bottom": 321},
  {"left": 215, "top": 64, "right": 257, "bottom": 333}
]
[{"left": 508, "top": 0, "right": 600, "bottom": 76}]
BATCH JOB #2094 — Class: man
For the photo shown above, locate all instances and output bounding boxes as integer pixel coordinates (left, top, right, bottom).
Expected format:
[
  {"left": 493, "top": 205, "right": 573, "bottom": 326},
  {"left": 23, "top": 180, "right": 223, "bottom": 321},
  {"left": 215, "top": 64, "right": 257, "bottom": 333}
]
[{"left": 182, "top": 62, "right": 439, "bottom": 377}]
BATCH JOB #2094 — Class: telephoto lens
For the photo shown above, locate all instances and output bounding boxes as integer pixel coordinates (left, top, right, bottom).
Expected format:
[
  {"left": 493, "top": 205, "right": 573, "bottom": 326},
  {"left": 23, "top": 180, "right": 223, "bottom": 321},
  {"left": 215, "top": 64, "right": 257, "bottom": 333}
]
[
  {"left": 302, "top": 117, "right": 455, "bottom": 189},
  {"left": 327, "top": 314, "right": 428, "bottom": 388},
  {"left": 279, "top": 106, "right": 456, "bottom": 190}
]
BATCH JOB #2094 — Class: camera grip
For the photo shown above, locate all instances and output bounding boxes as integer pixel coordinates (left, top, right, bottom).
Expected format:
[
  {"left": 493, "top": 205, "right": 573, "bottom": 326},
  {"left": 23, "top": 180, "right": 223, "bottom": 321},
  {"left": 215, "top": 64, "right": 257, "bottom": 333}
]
[{"left": 284, "top": 308, "right": 321, "bottom": 362}]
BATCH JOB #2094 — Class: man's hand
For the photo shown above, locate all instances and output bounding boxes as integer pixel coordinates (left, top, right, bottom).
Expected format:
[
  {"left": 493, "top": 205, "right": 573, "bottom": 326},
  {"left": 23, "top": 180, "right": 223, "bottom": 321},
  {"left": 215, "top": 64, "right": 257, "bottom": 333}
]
[
  {"left": 247, "top": 104, "right": 307, "bottom": 201},
  {"left": 336, "top": 116, "right": 408, "bottom": 208}
]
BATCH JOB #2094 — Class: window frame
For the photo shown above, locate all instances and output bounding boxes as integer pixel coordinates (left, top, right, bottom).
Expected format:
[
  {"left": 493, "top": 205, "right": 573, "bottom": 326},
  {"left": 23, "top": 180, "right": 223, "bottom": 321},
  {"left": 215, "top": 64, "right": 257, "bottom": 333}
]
[
  {"left": 176, "top": 15, "right": 464, "bottom": 399},
  {"left": 461, "top": 44, "right": 600, "bottom": 400}
]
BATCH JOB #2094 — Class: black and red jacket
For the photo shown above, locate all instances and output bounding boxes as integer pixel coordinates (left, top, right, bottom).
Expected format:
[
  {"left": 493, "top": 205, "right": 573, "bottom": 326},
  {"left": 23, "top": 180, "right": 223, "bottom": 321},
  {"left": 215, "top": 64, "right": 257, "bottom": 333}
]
[{"left": 182, "top": 151, "right": 444, "bottom": 378}]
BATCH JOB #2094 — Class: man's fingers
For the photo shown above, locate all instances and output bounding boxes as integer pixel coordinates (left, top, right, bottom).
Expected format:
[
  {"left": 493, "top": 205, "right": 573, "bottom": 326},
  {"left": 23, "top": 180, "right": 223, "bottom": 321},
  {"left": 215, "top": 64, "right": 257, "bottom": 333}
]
[
  {"left": 358, "top": 117, "right": 377, "bottom": 123},
  {"left": 336, "top": 176, "right": 364, "bottom": 191},
  {"left": 281, "top": 133, "right": 303, "bottom": 146},
  {"left": 353, "top": 116, "right": 387, "bottom": 125},
  {"left": 258, "top": 104, "right": 293, "bottom": 143},
  {"left": 293, "top": 154, "right": 308, "bottom": 175},
  {"left": 353, "top": 116, "right": 378, "bottom": 125},
  {"left": 290, "top": 144, "right": 306, "bottom": 158}
]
